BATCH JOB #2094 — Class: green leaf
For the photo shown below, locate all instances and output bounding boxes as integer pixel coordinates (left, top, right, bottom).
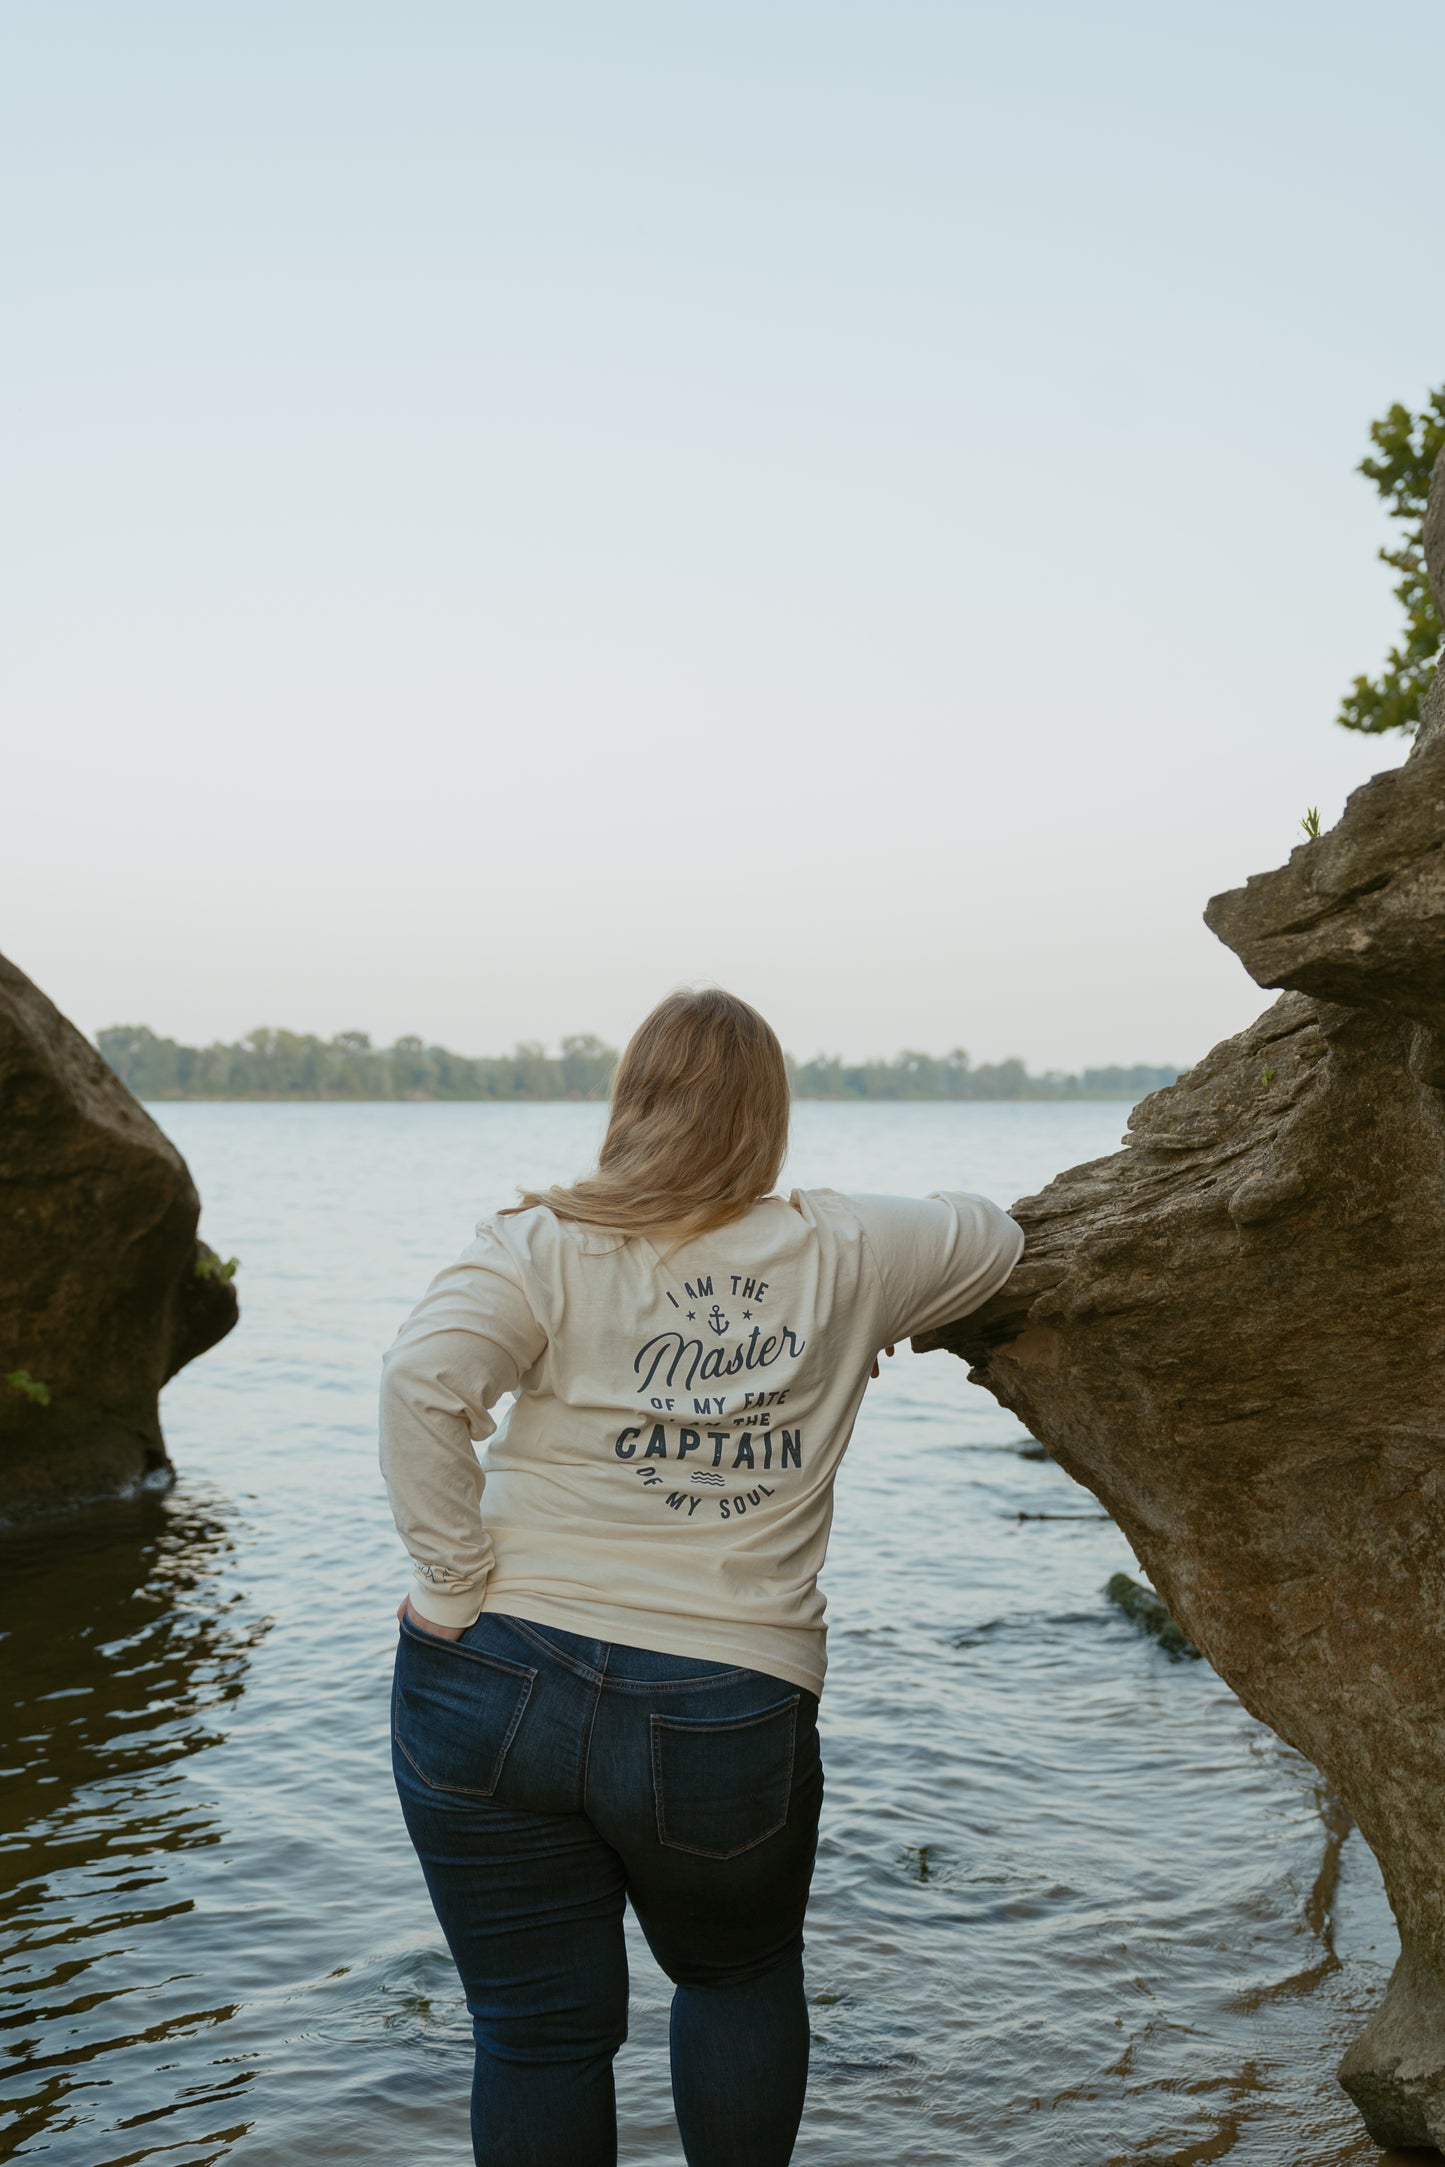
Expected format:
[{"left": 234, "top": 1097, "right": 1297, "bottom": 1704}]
[{"left": 5, "top": 1369, "right": 51, "bottom": 1407}]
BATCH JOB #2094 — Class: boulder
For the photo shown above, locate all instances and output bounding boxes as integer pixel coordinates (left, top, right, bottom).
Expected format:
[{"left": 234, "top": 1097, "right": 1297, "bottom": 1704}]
[
  {"left": 0, "top": 953, "right": 237, "bottom": 1522},
  {"left": 918, "top": 461, "right": 1445, "bottom": 2148},
  {"left": 1424, "top": 442, "right": 1445, "bottom": 645}
]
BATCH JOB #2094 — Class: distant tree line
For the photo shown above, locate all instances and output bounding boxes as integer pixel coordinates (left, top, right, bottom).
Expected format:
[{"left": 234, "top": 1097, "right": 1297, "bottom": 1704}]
[
  {"left": 96, "top": 1026, "right": 621, "bottom": 1102},
  {"left": 784, "top": 1051, "right": 1179, "bottom": 1101},
  {"left": 97, "top": 1024, "right": 1179, "bottom": 1104}
]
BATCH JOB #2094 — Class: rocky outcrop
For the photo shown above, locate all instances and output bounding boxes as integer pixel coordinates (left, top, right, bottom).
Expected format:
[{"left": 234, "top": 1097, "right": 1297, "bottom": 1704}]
[
  {"left": 0, "top": 954, "right": 238, "bottom": 1521},
  {"left": 919, "top": 462, "right": 1445, "bottom": 2148},
  {"left": 1424, "top": 443, "right": 1445, "bottom": 653}
]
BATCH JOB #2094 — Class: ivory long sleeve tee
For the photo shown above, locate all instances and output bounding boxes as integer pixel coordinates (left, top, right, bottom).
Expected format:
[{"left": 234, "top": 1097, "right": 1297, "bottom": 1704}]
[{"left": 379, "top": 1187, "right": 1024, "bottom": 1697}]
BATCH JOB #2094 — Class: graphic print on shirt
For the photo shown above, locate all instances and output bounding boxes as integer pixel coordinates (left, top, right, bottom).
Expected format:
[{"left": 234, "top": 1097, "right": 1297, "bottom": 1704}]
[{"left": 609, "top": 1264, "right": 808, "bottom": 1528}]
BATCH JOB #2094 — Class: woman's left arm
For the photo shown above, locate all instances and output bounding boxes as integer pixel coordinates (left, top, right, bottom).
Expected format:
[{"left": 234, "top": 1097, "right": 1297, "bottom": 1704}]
[{"left": 379, "top": 1234, "right": 546, "bottom": 1633}]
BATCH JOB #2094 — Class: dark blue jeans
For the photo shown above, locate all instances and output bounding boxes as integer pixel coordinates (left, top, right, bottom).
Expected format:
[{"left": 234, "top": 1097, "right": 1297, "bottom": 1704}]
[{"left": 392, "top": 1609, "right": 823, "bottom": 2166}]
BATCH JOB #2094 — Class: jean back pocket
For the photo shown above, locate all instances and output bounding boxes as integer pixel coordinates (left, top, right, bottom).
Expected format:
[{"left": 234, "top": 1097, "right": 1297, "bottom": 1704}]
[
  {"left": 393, "top": 1621, "right": 536, "bottom": 1799},
  {"left": 650, "top": 1693, "right": 799, "bottom": 1859}
]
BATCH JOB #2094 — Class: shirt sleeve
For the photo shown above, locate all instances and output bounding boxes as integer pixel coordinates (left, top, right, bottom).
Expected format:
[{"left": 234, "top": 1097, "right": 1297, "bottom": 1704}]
[
  {"left": 848, "top": 1190, "right": 1025, "bottom": 1347},
  {"left": 378, "top": 1225, "right": 548, "bottom": 1628}
]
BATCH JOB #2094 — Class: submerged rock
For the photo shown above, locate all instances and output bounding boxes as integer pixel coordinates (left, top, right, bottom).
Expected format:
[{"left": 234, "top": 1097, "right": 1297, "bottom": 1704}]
[
  {"left": 918, "top": 457, "right": 1445, "bottom": 2150},
  {"left": 1104, "top": 1572, "right": 1200, "bottom": 1660},
  {"left": 0, "top": 953, "right": 238, "bottom": 1522}
]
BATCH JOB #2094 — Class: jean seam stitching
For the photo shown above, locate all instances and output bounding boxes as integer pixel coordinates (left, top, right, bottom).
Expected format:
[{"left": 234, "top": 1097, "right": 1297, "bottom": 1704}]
[
  {"left": 578, "top": 1642, "right": 607, "bottom": 1814},
  {"left": 651, "top": 1692, "right": 800, "bottom": 1736},
  {"left": 504, "top": 1614, "right": 607, "bottom": 1684},
  {"left": 601, "top": 1668, "right": 756, "bottom": 1694},
  {"left": 501, "top": 1616, "right": 764, "bottom": 1692}
]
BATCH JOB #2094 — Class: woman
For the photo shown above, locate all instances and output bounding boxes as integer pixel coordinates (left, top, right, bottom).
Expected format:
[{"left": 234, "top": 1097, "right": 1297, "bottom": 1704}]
[{"left": 380, "top": 988, "right": 1023, "bottom": 2166}]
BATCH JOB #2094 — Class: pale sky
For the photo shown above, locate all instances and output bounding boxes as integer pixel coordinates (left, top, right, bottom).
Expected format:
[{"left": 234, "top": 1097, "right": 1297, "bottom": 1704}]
[{"left": 4, "top": 1, "right": 1442, "bottom": 1070}]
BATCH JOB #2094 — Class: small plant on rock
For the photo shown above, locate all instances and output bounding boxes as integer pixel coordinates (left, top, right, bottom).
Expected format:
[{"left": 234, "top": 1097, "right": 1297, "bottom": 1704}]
[
  {"left": 195, "top": 1254, "right": 240, "bottom": 1284},
  {"left": 5, "top": 1370, "right": 51, "bottom": 1407}
]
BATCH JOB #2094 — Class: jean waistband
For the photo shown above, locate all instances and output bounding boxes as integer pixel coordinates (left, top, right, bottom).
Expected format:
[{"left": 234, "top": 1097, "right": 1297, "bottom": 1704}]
[{"left": 489, "top": 1609, "right": 777, "bottom": 1693}]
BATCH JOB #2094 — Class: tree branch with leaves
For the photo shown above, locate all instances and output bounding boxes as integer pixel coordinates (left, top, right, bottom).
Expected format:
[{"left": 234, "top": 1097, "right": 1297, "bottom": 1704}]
[{"left": 1337, "top": 383, "right": 1445, "bottom": 736}]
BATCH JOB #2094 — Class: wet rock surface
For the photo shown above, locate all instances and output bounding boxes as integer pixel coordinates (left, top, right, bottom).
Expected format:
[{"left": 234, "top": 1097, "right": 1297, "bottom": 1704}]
[
  {"left": 919, "top": 467, "right": 1445, "bottom": 2149},
  {"left": 0, "top": 953, "right": 238, "bottom": 1521}
]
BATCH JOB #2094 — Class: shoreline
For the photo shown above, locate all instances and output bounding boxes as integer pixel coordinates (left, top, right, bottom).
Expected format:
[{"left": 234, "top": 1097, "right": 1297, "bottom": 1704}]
[{"left": 132, "top": 1090, "right": 1155, "bottom": 1106}]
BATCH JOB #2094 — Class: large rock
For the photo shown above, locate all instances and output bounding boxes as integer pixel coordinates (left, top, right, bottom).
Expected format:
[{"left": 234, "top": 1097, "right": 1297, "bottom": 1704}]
[
  {"left": 1424, "top": 442, "right": 1445, "bottom": 642},
  {"left": 919, "top": 463, "right": 1445, "bottom": 2148},
  {"left": 0, "top": 954, "right": 237, "bottom": 1521}
]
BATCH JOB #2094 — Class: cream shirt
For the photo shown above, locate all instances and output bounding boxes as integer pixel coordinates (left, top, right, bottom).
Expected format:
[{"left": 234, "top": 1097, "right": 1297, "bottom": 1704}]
[{"left": 379, "top": 1187, "right": 1023, "bottom": 1696}]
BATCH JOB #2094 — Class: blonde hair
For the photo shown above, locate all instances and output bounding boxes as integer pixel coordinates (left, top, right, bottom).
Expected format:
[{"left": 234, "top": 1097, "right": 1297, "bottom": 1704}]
[{"left": 512, "top": 989, "right": 790, "bottom": 1242}]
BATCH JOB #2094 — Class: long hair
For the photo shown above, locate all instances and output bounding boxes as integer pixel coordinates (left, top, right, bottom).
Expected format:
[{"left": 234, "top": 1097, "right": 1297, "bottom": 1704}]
[{"left": 512, "top": 989, "right": 790, "bottom": 1241}]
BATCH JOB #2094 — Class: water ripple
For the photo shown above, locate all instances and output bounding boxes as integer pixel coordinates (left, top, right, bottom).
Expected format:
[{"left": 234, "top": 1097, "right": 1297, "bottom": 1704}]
[{"left": 0, "top": 1103, "right": 1403, "bottom": 2163}]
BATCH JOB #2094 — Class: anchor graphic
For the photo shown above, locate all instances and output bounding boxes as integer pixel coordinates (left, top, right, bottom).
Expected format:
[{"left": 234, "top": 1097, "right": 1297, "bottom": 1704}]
[{"left": 706, "top": 1303, "right": 730, "bottom": 1337}]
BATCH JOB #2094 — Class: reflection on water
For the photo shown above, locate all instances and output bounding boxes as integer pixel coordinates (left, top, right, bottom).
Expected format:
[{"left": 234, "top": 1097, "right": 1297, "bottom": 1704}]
[
  {"left": 0, "top": 1103, "right": 1419, "bottom": 2163},
  {"left": 0, "top": 1493, "right": 264, "bottom": 2161}
]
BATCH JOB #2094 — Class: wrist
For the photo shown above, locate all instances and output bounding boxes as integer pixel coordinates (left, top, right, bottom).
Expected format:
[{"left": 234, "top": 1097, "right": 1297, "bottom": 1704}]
[{"left": 406, "top": 1582, "right": 483, "bottom": 1633}]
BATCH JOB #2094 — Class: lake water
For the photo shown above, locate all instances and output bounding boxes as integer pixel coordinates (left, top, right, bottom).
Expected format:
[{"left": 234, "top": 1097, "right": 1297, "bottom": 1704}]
[{"left": 0, "top": 1103, "right": 1409, "bottom": 2165}]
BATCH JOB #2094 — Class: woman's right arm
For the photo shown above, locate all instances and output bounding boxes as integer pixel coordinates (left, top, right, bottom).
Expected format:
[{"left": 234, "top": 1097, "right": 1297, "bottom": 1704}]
[{"left": 379, "top": 1232, "right": 546, "bottom": 1632}]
